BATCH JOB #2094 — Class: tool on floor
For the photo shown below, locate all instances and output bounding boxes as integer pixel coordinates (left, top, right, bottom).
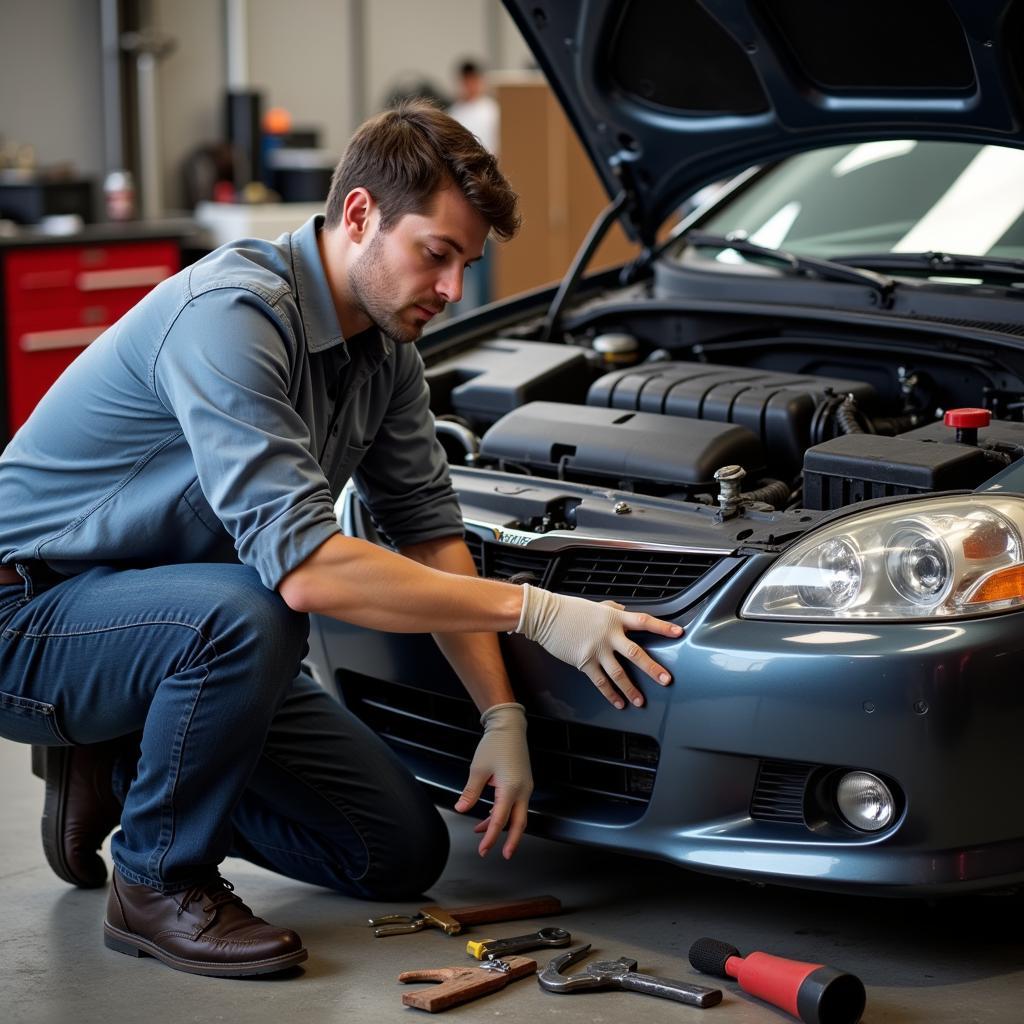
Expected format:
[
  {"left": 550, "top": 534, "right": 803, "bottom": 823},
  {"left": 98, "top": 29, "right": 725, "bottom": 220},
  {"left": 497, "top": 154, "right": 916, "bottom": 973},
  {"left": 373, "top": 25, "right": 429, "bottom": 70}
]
[
  {"left": 466, "top": 926, "right": 572, "bottom": 960},
  {"left": 398, "top": 955, "right": 536, "bottom": 1012},
  {"left": 369, "top": 894, "right": 562, "bottom": 937},
  {"left": 688, "top": 937, "right": 865, "bottom": 1024},
  {"left": 539, "top": 944, "right": 723, "bottom": 1007}
]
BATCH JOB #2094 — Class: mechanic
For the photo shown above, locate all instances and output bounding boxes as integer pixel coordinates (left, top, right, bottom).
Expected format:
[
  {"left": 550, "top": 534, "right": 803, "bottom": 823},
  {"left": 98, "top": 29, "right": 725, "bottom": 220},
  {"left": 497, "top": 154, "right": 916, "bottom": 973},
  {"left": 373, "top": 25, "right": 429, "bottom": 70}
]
[{"left": 0, "top": 101, "right": 681, "bottom": 978}]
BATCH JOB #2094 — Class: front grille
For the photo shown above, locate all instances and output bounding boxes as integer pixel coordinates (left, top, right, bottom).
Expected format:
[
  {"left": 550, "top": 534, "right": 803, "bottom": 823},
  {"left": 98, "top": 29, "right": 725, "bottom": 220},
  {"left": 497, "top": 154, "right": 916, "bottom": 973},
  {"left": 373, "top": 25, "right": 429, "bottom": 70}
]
[
  {"left": 553, "top": 548, "right": 722, "bottom": 601},
  {"left": 465, "top": 531, "right": 727, "bottom": 607},
  {"left": 750, "top": 759, "right": 818, "bottom": 823},
  {"left": 464, "top": 532, "right": 484, "bottom": 575},
  {"left": 338, "top": 673, "right": 660, "bottom": 814},
  {"left": 487, "top": 545, "right": 553, "bottom": 583}
]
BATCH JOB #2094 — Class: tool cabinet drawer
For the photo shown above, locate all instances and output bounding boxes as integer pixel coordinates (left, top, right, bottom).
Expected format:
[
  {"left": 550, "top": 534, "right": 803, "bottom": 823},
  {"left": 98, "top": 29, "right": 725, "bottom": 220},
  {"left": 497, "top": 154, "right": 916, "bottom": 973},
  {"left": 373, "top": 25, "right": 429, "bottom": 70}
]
[
  {"left": 1, "top": 238, "right": 181, "bottom": 440},
  {"left": 3, "top": 241, "right": 177, "bottom": 314}
]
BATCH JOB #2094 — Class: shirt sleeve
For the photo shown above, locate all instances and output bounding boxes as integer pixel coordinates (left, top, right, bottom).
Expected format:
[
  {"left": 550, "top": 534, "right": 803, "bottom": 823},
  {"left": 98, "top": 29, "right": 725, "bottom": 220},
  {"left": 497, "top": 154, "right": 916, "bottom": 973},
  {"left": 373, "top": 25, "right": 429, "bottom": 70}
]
[
  {"left": 152, "top": 287, "right": 341, "bottom": 589},
  {"left": 353, "top": 343, "right": 464, "bottom": 549}
]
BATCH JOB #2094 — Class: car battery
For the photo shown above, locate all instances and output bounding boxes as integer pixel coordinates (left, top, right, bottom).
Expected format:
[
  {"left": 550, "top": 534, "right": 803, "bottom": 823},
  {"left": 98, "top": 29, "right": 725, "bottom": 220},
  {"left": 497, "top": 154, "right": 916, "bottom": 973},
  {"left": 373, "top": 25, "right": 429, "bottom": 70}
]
[
  {"left": 900, "top": 417, "right": 1024, "bottom": 453},
  {"left": 479, "top": 401, "right": 765, "bottom": 493},
  {"left": 587, "top": 362, "right": 876, "bottom": 471},
  {"left": 802, "top": 433, "right": 997, "bottom": 511},
  {"left": 425, "top": 340, "right": 591, "bottom": 428}
]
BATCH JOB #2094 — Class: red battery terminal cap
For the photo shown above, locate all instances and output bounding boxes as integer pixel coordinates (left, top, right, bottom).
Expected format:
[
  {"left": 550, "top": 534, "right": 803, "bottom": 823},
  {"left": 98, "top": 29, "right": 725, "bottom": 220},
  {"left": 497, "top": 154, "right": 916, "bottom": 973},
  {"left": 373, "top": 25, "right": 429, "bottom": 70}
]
[{"left": 944, "top": 408, "right": 990, "bottom": 428}]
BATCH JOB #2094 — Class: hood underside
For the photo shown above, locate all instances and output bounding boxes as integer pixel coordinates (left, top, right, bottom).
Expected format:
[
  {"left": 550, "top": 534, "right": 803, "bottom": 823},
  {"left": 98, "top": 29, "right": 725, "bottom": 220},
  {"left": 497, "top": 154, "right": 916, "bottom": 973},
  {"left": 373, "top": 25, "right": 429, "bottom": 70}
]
[{"left": 503, "top": 0, "right": 1024, "bottom": 244}]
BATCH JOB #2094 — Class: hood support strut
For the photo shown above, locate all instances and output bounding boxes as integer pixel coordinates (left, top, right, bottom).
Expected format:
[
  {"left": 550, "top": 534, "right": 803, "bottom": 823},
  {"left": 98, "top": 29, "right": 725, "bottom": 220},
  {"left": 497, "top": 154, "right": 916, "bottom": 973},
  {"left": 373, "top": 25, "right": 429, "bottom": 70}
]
[{"left": 540, "top": 189, "right": 631, "bottom": 343}]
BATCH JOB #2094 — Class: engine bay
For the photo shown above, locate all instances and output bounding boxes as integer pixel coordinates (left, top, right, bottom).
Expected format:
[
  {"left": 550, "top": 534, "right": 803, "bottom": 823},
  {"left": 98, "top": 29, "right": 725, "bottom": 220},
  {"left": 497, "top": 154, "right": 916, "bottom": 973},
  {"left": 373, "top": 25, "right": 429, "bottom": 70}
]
[{"left": 423, "top": 304, "right": 1024, "bottom": 520}]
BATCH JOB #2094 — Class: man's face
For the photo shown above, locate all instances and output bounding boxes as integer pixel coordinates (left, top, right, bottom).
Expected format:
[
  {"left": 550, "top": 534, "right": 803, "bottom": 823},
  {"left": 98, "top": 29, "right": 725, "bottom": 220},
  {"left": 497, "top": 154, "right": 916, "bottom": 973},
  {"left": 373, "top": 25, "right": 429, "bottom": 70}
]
[{"left": 347, "top": 186, "right": 489, "bottom": 344}]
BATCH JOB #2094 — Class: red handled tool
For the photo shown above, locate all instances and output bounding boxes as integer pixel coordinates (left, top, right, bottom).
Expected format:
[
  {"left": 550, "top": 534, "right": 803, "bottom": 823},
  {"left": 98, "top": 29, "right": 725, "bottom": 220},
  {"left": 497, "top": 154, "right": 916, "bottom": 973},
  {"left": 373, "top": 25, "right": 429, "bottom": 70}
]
[{"left": 688, "top": 937, "right": 865, "bottom": 1024}]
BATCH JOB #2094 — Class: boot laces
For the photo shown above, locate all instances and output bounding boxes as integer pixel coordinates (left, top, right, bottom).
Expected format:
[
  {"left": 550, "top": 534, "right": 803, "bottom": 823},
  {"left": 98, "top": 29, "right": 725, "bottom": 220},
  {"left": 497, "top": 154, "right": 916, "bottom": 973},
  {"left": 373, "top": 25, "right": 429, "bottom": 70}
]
[{"left": 176, "top": 876, "right": 243, "bottom": 917}]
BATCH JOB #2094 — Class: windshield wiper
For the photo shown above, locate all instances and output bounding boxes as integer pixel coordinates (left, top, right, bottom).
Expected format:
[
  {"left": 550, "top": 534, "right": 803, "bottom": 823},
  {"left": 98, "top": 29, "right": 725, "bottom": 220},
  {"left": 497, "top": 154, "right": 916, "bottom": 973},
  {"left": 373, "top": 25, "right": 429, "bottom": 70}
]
[
  {"left": 835, "top": 251, "right": 1024, "bottom": 288},
  {"left": 684, "top": 232, "right": 895, "bottom": 307}
]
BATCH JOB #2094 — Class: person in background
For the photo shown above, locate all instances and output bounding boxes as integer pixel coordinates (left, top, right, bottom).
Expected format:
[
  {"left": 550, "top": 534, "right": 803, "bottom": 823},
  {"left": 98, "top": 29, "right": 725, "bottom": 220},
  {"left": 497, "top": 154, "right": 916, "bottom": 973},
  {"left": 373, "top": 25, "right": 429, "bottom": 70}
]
[
  {"left": 446, "top": 59, "right": 501, "bottom": 312},
  {"left": 447, "top": 59, "right": 499, "bottom": 156}
]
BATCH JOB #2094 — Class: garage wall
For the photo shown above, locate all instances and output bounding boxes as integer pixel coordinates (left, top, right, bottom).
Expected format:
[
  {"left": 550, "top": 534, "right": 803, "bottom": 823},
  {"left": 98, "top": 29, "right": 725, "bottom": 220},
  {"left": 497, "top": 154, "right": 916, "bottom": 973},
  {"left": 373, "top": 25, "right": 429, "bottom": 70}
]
[
  {"left": 0, "top": 0, "right": 534, "bottom": 213},
  {"left": 0, "top": 0, "right": 104, "bottom": 178}
]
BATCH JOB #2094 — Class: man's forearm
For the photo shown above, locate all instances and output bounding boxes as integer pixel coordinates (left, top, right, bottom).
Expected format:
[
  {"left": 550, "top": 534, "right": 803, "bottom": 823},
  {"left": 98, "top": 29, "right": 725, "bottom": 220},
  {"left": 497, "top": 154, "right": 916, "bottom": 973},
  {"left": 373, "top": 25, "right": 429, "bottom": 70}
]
[
  {"left": 278, "top": 532, "right": 524, "bottom": 635},
  {"left": 400, "top": 535, "right": 516, "bottom": 712}
]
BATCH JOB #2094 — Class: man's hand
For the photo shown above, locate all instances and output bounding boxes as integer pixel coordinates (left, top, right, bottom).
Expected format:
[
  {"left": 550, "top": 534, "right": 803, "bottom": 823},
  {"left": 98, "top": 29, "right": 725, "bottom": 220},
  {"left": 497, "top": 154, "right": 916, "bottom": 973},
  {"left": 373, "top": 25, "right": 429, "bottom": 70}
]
[
  {"left": 514, "top": 583, "right": 684, "bottom": 709},
  {"left": 454, "top": 702, "right": 533, "bottom": 859}
]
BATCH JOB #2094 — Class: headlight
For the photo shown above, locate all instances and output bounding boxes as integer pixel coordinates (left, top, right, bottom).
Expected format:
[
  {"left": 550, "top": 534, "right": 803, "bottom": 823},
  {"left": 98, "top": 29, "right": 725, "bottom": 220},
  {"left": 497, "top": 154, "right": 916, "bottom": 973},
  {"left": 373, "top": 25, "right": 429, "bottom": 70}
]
[{"left": 742, "top": 495, "right": 1024, "bottom": 620}]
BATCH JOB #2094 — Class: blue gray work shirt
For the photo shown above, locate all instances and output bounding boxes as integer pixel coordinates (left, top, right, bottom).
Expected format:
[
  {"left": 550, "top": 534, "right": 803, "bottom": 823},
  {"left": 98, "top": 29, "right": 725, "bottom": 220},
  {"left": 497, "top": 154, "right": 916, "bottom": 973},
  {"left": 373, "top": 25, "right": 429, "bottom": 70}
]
[{"left": 0, "top": 215, "right": 464, "bottom": 589}]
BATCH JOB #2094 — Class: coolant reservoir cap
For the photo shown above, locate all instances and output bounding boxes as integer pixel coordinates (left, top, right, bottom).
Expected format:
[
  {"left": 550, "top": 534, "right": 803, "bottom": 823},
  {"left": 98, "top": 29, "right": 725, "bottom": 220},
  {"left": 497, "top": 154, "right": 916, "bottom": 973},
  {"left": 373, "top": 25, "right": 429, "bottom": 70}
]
[
  {"left": 592, "top": 332, "right": 638, "bottom": 354},
  {"left": 944, "top": 408, "right": 990, "bottom": 428}
]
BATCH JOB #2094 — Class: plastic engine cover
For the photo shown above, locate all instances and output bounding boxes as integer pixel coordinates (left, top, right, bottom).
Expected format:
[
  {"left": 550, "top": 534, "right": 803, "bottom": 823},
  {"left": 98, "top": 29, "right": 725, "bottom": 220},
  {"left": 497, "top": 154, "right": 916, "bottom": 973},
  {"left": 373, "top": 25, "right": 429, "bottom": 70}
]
[
  {"left": 479, "top": 401, "right": 764, "bottom": 492},
  {"left": 425, "top": 340, "right": 590, "bottom": 427},
  {"left": 588, "top": 362, "right": 876, "bottom": 470}
]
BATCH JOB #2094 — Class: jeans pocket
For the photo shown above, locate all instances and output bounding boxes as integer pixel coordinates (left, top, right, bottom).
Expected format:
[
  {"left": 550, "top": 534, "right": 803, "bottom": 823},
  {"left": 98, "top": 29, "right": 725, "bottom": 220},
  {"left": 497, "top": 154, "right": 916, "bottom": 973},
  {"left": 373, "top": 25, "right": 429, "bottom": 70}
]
[{"left": 0, "top": 690, "right": 70, "bottom": 745}]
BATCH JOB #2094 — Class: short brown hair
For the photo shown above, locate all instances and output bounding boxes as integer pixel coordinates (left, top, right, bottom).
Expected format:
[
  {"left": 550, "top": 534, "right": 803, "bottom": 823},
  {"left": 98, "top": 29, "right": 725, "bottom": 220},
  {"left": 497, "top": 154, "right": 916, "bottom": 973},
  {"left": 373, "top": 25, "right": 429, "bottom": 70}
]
[{"left": 324, "top": 100, "right": 520, "bottom": 241}]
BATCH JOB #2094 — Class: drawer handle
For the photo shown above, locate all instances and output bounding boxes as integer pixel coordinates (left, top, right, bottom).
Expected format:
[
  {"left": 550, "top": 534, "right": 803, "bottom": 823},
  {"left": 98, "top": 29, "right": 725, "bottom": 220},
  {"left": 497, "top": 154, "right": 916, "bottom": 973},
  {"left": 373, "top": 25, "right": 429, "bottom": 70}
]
[
  {"left": 19, "top": 326, "right": 109, "bottom": 352},
  {"left": 76, "top": 266, "right": 172, "bottom": 291},
  {"left": 17, "top": 270, "right": 75, "bottom": 290}
]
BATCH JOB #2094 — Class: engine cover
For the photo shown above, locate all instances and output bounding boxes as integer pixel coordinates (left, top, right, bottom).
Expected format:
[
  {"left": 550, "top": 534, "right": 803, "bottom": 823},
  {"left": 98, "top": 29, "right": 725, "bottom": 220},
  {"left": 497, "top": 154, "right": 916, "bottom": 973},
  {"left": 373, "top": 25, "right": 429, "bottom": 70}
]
[
  {"left": 479, "top": 401, "right": 764, "bottom": 493},
  {"left": 587, "top": 361, "right": 876, "bottom": 470}
]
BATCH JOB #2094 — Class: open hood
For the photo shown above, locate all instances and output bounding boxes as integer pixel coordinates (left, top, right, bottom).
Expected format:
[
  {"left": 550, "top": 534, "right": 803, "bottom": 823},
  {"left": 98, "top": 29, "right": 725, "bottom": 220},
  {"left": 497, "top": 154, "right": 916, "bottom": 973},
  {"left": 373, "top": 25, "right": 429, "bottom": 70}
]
[{"left": 502, "top": 0, "right": 1024, "bottom": 245}]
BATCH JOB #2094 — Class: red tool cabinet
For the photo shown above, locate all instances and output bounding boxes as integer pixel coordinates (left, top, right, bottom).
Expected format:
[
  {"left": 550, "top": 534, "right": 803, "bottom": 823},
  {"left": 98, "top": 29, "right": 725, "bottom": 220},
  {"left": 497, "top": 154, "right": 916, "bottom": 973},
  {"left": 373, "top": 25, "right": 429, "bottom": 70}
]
[{"left": 1, "top": 237, "right": 182, "bottom": 443}]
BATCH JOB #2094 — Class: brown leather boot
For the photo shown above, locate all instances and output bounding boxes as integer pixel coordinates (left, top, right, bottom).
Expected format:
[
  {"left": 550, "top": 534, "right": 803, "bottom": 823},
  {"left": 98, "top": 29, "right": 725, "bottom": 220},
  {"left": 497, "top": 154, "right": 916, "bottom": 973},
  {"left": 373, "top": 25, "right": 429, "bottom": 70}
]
[
  {"left": 32, "top": 742, "right": 125, "bottom": 888},
  {"left": 104, "top": 870, "right": 308, "bottom": 977}
]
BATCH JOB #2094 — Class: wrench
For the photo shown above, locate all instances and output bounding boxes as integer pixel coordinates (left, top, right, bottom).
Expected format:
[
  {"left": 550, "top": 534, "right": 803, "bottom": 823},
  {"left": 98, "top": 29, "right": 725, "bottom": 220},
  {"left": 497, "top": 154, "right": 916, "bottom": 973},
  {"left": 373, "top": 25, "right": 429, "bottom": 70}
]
[
  {"left": 466, "top": 926, "right": 572, "bottom": 960},
  {"left": 539, "top": 944, "right": 722, "bottom": 1008}
]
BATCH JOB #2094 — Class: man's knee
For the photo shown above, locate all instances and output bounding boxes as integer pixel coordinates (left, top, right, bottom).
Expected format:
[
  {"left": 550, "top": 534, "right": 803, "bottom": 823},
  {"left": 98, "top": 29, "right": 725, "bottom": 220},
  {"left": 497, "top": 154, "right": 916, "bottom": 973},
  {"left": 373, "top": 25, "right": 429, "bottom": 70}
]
[
  {"left": 201, "top": 568, "right": 306, "bottom": 646},
  {"left": 189, "top": 568, "right": 309, "bottom": 697}
]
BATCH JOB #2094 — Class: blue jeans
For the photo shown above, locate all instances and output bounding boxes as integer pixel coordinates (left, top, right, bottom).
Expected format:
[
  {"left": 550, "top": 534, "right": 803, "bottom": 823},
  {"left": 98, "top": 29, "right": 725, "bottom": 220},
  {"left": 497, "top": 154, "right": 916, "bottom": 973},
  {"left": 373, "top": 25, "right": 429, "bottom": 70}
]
[{"left": 0, "top": 562, "right": 448, "bottom": 896}]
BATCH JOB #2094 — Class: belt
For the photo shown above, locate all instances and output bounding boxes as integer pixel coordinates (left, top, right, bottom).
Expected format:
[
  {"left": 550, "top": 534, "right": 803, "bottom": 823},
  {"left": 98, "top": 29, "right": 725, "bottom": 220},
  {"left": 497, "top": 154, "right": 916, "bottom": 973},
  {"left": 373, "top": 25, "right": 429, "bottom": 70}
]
[{"left": 0, "top": 562, "right": 66, "bottom": 586}]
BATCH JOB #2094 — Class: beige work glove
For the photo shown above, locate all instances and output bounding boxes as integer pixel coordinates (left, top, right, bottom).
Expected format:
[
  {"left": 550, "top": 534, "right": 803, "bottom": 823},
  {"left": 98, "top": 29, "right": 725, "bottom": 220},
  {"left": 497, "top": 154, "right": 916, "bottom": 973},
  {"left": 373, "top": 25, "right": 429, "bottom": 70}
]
[
  {"left": 513, "top": 583, "right": 683, "bottom": 708},
  {"left": 454, "top": 702, "right": 533, "bottom": 859}
]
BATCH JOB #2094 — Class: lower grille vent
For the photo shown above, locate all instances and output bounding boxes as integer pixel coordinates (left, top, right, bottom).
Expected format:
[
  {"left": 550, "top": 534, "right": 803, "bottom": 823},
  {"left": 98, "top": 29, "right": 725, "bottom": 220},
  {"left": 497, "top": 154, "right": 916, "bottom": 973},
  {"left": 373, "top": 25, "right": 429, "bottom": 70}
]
[
  {"left": 338, "top": 673, "right": 660, "bottom": 817},
  {"left": 750, "top": 759, "right": 818, "bottom": 823}
]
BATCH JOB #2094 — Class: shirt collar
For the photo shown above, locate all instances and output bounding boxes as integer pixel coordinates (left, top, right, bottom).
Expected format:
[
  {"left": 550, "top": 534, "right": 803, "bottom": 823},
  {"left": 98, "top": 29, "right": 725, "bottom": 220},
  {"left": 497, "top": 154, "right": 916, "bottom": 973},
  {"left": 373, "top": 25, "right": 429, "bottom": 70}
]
[
  {"left": 290, "top": 214, "right": 346, "bottom": 354},
  {"left": 290, "top": 214, "right": 396, "bottom": 368}
]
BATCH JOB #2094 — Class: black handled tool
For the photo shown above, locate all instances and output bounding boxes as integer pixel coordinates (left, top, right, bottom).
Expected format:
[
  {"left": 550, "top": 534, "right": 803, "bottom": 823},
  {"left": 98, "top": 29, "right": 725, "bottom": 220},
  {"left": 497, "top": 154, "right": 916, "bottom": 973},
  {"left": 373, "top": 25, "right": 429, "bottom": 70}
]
[{"left": 466, "top": 926, "right": 572, "bottom": 960}]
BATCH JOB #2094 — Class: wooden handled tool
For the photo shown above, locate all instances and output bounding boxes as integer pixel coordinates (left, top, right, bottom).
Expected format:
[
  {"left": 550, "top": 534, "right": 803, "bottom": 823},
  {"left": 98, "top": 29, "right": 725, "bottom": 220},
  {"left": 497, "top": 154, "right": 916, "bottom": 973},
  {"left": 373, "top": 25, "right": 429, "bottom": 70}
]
[
  {"left": 399, "top": 955, "right": 537, "bottom": 1012},
  {"left": 370, "top": 894, "right": 562, "bottom": 936}
]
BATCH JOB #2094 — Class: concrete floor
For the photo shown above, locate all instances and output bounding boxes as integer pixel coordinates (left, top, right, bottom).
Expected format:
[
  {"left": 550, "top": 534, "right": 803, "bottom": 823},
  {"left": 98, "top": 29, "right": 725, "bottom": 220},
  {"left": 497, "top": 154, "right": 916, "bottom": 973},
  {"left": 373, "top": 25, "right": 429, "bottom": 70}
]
[{"left": 2, "top": 736, "right": 1021, "bottom": 1024}]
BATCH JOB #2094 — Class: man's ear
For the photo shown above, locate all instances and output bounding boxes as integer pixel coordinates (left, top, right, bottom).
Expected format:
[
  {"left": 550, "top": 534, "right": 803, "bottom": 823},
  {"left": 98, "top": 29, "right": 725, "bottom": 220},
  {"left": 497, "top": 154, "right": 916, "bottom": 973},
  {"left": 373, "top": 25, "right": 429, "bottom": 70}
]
[{"left": 342, "top": 187, "right": 375, "bottom": 243}]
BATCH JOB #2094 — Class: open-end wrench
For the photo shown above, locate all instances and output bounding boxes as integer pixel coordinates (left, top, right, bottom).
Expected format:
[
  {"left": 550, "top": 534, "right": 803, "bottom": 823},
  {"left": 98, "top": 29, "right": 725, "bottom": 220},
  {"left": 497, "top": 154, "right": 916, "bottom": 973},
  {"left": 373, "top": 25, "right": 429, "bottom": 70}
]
[
  {"left": 466, "top": 926, "right": 572, "bottom": 960},
  {"left": 539, "top": 944, "right": 722, "bottom": 1008}
]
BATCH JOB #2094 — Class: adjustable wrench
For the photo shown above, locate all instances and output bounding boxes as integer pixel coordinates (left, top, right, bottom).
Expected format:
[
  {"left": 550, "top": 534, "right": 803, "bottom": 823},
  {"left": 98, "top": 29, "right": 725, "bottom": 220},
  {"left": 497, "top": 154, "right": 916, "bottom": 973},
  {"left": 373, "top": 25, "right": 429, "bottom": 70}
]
[{"left": 539, "top": 944, "right": 722, "bottom": 1007}]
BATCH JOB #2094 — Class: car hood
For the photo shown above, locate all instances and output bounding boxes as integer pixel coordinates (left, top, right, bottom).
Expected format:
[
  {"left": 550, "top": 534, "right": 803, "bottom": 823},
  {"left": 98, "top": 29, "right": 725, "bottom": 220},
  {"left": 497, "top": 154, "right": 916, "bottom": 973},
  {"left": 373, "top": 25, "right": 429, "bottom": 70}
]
[{"left": 503, "top": 0, "right": 1024, "bottom": 245}]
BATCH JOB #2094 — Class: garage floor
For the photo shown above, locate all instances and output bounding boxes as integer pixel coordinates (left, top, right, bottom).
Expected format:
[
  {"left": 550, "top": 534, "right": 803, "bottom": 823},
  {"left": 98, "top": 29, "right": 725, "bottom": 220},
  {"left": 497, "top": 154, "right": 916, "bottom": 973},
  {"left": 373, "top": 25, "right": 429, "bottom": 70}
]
[{"left": 2, "top": 737, "right": 1019, "bottom": 1024}]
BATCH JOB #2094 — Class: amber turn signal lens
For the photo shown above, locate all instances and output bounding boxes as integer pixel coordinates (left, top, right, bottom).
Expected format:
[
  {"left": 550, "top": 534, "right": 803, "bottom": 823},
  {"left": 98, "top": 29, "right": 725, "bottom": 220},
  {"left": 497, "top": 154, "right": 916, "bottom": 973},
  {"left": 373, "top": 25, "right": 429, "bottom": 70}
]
[
  {"left": 962, "top": 521, "right": 1009, "bottom": 560},
  {"left": 965, "top": 564, "right": 1024, "bottom": 604}
]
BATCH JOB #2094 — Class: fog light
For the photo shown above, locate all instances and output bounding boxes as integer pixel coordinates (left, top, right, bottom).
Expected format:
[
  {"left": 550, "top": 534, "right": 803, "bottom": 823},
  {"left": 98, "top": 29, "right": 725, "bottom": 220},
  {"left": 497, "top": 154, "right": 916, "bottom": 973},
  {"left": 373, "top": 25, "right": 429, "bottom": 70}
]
[{"left": 835, "top": 771, "right": 894, "bottom": 832}]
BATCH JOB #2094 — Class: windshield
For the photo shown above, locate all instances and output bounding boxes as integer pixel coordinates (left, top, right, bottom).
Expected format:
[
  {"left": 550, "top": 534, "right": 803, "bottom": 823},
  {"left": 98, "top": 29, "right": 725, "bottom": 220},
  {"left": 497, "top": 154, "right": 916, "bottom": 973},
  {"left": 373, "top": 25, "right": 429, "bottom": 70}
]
[{"left": 695, "top": 141, "right": 1024, "bottom": 262}]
